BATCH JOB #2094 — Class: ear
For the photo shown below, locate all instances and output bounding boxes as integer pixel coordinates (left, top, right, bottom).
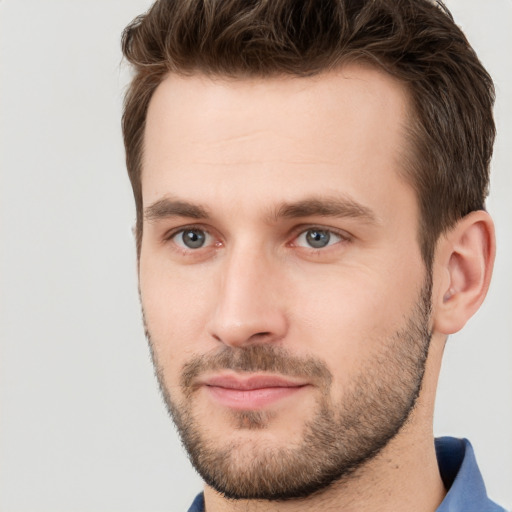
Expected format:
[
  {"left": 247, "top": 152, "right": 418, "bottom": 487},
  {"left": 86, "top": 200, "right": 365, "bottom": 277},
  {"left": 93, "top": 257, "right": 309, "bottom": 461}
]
[{"left": 433, "top": 210, "right": 495, "bottom": 335}]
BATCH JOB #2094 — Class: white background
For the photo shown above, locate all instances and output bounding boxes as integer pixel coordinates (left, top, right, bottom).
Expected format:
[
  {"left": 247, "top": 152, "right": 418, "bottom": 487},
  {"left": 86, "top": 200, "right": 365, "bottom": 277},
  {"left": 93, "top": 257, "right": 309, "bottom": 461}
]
[{"left": 0, "top": 1, "right": 510, "bottom": 511}]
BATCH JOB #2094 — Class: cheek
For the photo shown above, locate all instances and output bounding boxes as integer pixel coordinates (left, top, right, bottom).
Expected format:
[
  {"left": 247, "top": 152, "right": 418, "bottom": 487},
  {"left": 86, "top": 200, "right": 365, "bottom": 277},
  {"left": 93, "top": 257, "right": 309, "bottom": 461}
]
[
  {"left": 288, "top": 280, "right": 378, "bottom": 386},
  {"left": 291, "top": 266, "right": 404, "bottom": 337},
  {"left": 288, "top": 265, "right": 421, "bottom": 393},
  {"left": 139, "top": 259, "right": 216, "bottom": 374}
]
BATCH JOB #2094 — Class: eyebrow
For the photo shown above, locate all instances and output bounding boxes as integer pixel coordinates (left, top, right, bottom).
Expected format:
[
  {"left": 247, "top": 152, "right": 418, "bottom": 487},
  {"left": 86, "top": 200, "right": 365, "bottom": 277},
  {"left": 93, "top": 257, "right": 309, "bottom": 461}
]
[
  {"left": 144, "top": 198, "right": 210, "bottom": 222},
  {"left": 273, "top": 196, "right": 377, "bottom": 223},
  {"left": 144, "top": 195, "right": 378, "bottom": 224}
]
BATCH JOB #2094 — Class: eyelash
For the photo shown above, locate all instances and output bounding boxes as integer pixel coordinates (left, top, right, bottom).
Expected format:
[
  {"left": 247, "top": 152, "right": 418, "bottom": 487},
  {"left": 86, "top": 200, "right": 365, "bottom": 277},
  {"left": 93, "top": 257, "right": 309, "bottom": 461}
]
[
  {"left": 289, "top": 226, "right": 352, "bottom": 250},
  {"left": 164, "top": 224, "right": 218, "bottom": 251},
  {"left": 163, "top": 224, "right": 352, "bottom": 253}
]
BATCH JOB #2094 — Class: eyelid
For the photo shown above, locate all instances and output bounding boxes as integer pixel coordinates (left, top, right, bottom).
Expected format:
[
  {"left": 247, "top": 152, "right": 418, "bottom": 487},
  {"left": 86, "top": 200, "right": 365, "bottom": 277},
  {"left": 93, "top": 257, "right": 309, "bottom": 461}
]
[
  {"left": 160, "top": 223, "right": 352, "bottom": 253},
  {"left": 289, "top": 225, "right": 353, "bottom": 246},
  {"left": 163, "top": 224, "right": 220, "bottom": 251},
  {"left": 163, "top": 223, "right": 209, "bottom": 241}
]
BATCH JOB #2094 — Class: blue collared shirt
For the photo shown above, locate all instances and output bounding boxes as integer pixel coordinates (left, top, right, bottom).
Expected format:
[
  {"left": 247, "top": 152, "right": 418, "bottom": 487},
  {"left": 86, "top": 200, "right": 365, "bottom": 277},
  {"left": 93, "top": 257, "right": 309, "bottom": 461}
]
[
  {"left": 435, "top": 437, "right": 505, "bottom": 511},
  {"left": 187, "top": 437, "right": 506, "bottom": 511}
]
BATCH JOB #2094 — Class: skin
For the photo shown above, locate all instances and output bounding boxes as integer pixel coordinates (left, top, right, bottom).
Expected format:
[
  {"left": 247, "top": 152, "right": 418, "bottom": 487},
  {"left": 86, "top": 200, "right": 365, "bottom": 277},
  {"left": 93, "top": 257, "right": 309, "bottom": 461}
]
[{"left": 138, "top": 64, "right": 495, "bottom": 511}]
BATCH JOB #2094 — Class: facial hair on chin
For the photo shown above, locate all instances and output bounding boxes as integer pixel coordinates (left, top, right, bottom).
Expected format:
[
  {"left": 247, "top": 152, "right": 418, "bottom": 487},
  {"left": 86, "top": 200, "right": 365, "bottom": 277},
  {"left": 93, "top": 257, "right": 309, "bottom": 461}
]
[{"left": 143, "top": 276, "right": 433, "bottom": 501}]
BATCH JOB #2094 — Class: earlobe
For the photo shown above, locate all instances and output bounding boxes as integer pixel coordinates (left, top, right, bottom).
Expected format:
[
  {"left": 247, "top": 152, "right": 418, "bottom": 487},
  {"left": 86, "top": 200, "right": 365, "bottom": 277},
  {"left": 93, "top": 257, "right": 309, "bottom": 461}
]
[{"left": 433, "top": 210, "right": 495, "bottom": 335}]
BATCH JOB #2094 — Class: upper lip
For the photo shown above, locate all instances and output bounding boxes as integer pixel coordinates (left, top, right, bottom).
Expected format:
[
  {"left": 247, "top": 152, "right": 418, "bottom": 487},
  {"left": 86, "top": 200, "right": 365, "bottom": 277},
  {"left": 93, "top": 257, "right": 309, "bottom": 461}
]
[{"left": 201, "top": 373, "right": 309, "bottom": 390}]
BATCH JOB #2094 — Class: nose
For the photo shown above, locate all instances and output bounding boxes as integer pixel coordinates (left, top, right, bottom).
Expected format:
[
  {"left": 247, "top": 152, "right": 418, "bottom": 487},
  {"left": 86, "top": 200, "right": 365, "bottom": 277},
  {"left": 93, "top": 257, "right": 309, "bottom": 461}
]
[{"left": 207, "top": 246, "right": 288, "bottom": 348}]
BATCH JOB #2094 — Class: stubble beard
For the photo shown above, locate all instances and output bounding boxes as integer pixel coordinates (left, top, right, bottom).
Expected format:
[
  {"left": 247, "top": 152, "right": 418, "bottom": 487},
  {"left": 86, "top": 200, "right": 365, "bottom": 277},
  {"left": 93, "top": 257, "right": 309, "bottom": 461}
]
[{"left": 143, "top": 276, "right": 433, "bottom": 501}]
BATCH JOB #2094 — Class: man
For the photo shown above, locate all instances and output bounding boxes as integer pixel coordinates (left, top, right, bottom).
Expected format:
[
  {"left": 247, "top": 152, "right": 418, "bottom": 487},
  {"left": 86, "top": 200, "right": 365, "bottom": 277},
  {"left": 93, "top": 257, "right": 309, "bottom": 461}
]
[{"left": 121, "top": 0, "right": 505, "bottom": 510}]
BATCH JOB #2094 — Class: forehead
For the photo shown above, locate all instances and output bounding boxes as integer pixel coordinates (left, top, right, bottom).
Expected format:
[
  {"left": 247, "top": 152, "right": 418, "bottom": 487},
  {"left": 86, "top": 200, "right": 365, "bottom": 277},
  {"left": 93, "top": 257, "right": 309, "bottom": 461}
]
[{"left": 142, "top": 64, "right": 413, "bottom": 218}]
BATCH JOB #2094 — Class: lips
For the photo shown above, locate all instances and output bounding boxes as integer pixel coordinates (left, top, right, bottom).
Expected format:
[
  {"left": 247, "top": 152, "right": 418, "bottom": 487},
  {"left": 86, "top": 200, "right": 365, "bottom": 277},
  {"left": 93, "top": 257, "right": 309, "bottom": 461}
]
[{"left": 200, "top": 373, "right": 309, "bottom": 410}]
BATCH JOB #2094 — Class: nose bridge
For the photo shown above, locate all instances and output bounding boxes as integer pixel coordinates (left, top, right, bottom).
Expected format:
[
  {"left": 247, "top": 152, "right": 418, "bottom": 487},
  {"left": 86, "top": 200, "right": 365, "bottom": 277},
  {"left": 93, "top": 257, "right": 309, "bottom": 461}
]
[{"left": 208, "top": 239, "right": 287, "bottom": 347}]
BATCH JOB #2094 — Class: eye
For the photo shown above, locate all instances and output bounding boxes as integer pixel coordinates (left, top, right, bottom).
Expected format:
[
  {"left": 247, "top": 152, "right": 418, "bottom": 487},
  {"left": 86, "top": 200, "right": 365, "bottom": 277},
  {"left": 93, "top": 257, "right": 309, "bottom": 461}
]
[
  {"left": 294, "top": 228, "right": 344, "bottom": 249},
  {"left": 172, "top": 228, "right": 212, "bottom": 249}
]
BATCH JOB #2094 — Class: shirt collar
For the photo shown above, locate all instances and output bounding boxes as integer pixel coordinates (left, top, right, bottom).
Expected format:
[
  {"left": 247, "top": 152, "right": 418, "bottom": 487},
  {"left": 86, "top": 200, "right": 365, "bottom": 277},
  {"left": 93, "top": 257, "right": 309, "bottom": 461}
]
[{"left": 435, "top": 437, "right": 504, "bottom": 511}]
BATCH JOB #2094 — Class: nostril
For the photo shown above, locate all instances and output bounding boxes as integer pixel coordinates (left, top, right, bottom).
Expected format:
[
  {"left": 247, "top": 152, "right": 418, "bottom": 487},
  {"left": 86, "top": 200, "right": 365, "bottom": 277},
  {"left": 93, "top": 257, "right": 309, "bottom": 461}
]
[
  {"left": 251, "top": 331, "right": 272, "bottom": 339},
  {"left": 209, "top": 324, "right": 286, "bottom": 348}
]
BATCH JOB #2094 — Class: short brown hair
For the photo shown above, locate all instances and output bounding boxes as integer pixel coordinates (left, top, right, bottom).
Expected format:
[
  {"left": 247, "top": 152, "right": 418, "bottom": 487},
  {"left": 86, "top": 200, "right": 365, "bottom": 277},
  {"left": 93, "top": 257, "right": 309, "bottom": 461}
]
[{"left": 121, "top": 0, "right": 495, "bottom": 267}]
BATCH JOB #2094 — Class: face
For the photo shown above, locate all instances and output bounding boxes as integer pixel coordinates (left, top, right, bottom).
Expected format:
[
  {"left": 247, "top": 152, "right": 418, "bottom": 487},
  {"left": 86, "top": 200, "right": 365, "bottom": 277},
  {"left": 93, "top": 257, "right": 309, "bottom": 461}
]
[{"left": 139, "top": 65, "right": 433, "bottom": 500}]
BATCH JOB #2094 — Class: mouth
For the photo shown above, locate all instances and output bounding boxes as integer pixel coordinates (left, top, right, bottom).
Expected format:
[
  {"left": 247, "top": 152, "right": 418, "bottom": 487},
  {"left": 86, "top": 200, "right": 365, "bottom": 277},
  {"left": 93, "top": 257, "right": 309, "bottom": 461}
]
[{"left": 200, "top": 373, "right": 310, "bottom": 410}]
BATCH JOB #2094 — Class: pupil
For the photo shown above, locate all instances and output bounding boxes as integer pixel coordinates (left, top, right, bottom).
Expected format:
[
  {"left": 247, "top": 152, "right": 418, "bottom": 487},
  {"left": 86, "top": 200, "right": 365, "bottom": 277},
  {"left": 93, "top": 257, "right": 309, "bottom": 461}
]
[
  {"left": 183, "top": 229, "right": 205, "bottom": 249},
  {"left": 306, "top": 230, "right": 330, "bottom": 248}
]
